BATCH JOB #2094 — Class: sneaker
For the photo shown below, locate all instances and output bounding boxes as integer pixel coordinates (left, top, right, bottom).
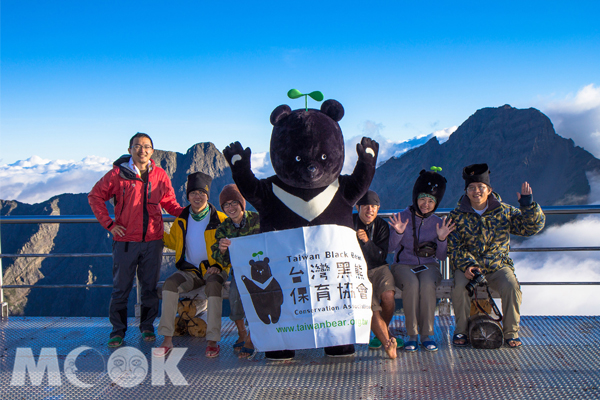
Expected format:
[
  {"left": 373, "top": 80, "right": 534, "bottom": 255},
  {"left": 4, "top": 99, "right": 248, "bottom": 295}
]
[
  {"left": 396, "top": 337, "right": 404, "bottom": 349},
  {"left": 369, "top": 337, "right": 382, "bottom": 349}
]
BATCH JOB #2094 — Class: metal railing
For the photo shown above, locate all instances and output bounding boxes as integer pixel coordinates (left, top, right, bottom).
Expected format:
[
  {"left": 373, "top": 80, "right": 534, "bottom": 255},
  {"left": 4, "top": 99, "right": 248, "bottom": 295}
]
[{"left": 1, "top": 205, "right": 600, "bottom": 317}]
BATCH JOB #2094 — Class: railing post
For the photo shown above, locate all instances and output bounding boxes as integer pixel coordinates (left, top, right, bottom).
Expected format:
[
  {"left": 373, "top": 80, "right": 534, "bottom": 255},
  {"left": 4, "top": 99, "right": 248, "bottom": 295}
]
[
  {"left": 0, "top": 227, "right": 9, "bottom": 318},
  {"left": 135, "top": 273, "right": 141, "bottom": 318},
  {"left": 438, "top": 257, "right": 452, "bottom": 317}
]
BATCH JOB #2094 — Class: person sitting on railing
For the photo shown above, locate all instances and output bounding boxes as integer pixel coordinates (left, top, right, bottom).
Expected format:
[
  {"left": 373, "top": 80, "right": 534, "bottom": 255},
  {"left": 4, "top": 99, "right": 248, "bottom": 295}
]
[
  {"left": 88, "top": 132, "right": 184, "bottom": 348},
  {"left": 354, "top": 190, "right": 398, "bottom": 359},
  {"left": 388, "top": 168, "right": 455, "bottom": 353},
  {"left": 211, "top": 184, "right": 260, "bottom": 359},
  {"left": 448, "top": 164, "right": 546, "bottom": 348},
  {"left": 153, "top": 172, "right": 228, "bottom": 358}
]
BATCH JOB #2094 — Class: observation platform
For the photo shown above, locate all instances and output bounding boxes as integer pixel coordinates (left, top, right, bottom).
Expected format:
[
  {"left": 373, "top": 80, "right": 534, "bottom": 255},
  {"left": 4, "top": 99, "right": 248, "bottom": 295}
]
[{"left": 2, "top": 315, "right": 599, "bottom": 400}]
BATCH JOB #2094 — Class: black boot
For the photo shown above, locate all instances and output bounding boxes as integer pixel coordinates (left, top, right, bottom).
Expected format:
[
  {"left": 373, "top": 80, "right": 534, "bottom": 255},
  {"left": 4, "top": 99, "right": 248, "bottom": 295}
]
[
  {"left": 324, "top": 344, "right": 355, "bottom": 357},
  {"left": 265, "top": 350, "right": 295, "bottom": 360}
]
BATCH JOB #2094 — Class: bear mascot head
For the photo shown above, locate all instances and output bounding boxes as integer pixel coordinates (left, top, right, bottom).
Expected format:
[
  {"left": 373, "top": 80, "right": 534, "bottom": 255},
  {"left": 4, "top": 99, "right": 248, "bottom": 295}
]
[{"left": 269, "top": 100, "right": 345, "bottom": 189}]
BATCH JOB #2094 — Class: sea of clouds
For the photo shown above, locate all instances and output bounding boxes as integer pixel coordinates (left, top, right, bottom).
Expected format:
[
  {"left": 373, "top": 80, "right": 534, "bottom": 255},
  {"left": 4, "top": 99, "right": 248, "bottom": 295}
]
[{"left": 0, "top": 156, "right": 114, "bottom": 205}]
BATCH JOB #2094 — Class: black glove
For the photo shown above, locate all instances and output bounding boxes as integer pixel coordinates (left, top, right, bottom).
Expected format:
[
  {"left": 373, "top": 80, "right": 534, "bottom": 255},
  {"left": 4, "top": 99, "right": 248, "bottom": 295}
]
[
  {"left": 223, "top": 141, "right": 252, "bottom": 170},
  {"left": 356, "top": 137, "right": 379, "bottom": 165}
]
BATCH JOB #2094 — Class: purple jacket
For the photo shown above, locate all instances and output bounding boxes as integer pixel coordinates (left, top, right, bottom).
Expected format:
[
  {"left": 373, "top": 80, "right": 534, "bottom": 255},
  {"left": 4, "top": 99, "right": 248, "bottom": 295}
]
[{"left": 388, "top": 207, "right": 447, "bottom": 265}]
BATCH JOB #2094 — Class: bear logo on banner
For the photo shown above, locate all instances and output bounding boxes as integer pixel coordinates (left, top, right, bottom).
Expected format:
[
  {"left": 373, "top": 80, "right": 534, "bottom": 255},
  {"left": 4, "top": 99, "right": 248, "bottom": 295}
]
[{"left": 241, "top": 253, "right": 284, "bottom": 324}]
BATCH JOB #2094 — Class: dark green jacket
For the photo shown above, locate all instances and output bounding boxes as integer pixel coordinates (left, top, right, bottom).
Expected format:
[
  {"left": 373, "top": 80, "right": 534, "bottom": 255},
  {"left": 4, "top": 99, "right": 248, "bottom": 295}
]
[
  {"left": 448, "top": 192, "right": 545, "bottom": 274},
  {"left": 211, "top": 211, "right": 260, "bottom": 271}
]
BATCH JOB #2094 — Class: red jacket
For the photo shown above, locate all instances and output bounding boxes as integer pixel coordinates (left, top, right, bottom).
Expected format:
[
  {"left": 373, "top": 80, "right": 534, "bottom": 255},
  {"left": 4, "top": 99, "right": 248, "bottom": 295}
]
[{"left": 88, "top": 156, "right": 183, "bottom": 242}]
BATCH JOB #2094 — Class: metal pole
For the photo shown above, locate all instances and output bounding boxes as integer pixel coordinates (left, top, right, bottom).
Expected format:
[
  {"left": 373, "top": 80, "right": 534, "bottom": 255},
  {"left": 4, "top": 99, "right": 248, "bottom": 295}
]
[
  {"left": 0, "top": 225, "right": 9, "bottom": 318},
  {"left": 438, "top": 257, "right": 452, "bottom": 316}
]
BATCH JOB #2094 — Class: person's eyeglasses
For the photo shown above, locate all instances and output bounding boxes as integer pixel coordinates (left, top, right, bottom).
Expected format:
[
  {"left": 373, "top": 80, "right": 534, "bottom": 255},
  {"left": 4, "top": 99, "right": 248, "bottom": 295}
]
[
  {"left": 467, "top": 185, "right": 488, "bottom": 193},
  {"left": 131, "top": 145, "right": 153, "bottom": 151},
  {"left": 189, "top": 191, "right": 207, "bottom": 198},
  {"left": 222, "top": 201, "right": 240, "bottom": 209}
]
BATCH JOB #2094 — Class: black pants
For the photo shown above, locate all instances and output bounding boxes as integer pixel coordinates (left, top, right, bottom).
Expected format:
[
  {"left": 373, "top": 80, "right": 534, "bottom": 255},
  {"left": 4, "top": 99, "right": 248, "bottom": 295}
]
[{"left": 109, "top": 240, "right": 163, "bottom": 338}]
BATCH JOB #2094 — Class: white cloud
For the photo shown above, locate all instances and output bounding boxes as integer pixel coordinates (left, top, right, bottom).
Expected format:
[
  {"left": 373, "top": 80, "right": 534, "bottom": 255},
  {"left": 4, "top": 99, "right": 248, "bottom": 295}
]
[
  {"left": 0, "top": 156, "right": 113, "bottom": 204},
  {"left": 432, "top": 126, "right": 458, "bottom": 143},
  {"left": 250, "top": 151, "right": 275, "bottom": 179},
  {"left": 341, "top": 121, "right": 457, "bottom": 174},
  {"left": 541, "top": 83, "right": 600, "bottom": 158}
]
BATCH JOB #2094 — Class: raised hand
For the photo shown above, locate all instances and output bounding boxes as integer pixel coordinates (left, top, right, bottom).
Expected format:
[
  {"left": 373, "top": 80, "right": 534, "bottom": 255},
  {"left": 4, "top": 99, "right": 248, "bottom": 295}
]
[
  {"left": 516, "top": 181, "right": 532, "bottom": 201},
  {"left": 388, "top": 212, "right": 408, "bottom": 234},
  {"left": 356, "top": 137, "right": 379, "bottom": 164},
  {"left": 436, "top": 216, "right": 456, "bottom": 241},
  {"left": 223, "top": 141, "right": 252, "bottom": 169}
]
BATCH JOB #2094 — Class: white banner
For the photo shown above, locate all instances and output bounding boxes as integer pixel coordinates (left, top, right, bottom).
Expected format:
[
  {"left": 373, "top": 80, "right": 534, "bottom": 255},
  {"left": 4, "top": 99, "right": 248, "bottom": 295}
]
[{"left": 229, "top": 224, "right": 373, "bottom": 352}]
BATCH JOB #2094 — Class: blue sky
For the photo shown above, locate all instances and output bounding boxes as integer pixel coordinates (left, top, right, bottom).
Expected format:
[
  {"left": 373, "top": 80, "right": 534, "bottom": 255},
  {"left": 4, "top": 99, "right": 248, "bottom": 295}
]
[{"left": 2, "top": 0, "right": 600, "bottom": 165}]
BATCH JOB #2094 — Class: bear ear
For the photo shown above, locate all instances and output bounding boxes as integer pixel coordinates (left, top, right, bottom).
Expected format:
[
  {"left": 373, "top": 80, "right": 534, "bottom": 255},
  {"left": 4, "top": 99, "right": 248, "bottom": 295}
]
[
  {"left": 249, "top": 260, "right": 256, "bottom": 266},
  {"left": 320, "top": 99, "right": 344, "bottom": 122},
  {"left": 419, "top": 169, "right": 426, "bottom": 176},
  {"left": 270, "top": 105, "right": 292, "bottom": 125},
  {"left": 264, "top": 257, "right": 270, "bottom": 263}
]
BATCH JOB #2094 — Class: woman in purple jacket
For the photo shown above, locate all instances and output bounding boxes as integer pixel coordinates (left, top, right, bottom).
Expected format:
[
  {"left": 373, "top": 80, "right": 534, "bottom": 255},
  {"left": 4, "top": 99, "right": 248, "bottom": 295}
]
[{"left": 388, "top": 168, "right": 455, "bottom": 352}]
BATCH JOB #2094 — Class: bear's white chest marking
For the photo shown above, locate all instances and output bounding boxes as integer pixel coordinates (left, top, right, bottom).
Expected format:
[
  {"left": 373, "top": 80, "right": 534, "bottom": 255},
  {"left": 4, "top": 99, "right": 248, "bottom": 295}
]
[
  {"left": 245, "top": 275, "right": 274, "bottom": 291},
  {"left": 272, "top": 179, "right": 340, "bottom": 222}
]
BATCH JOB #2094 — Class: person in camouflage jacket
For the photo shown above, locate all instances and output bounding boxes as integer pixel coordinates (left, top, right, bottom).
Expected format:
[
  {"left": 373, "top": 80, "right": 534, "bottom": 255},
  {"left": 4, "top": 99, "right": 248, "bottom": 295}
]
[
  {"left": 449, "top": 164, "right": 545, "bottom": 348},
  {"left": 211, "top": 184, "right": 260, "bottom": 358}
]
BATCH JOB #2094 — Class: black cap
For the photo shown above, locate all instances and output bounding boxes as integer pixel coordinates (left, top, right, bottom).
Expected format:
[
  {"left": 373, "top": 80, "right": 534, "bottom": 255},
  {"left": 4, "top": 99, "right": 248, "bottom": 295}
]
[
  {"left": 357, "top": 190, "right": 380, "bottom": 206},
  {"left": 187, "top": 172, "right": 212, "bottom": 199},
  {"left": 463, "top": 163, "right": 491, "bottom": 190}
]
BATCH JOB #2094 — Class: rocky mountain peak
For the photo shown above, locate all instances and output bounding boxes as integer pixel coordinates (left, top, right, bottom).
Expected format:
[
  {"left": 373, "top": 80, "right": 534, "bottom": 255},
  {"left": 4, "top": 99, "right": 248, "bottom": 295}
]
[
  {"left": 152, "top": 142, "right": 233, "bottom": 205},
  {"left": 372, "top": 105, "right": 600, "bottom": 210}
]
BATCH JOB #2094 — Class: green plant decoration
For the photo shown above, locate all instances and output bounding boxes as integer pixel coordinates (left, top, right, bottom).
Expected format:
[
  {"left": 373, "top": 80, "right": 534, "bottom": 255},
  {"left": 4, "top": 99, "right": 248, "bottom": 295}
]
[
  {"left": 252, "top": 250, "right": 264, "bottom": 261},
  {"left": 430, "top": 166, "right": 442, "bottom": 172},
  {"left": 287, "top": 89, "right": 324, "bottom": 111}
]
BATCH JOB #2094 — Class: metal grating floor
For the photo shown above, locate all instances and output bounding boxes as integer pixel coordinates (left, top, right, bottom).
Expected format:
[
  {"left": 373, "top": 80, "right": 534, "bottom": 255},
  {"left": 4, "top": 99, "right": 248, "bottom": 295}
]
[{"left": 1, "top": 315, "right": 599, "bottom": 399}]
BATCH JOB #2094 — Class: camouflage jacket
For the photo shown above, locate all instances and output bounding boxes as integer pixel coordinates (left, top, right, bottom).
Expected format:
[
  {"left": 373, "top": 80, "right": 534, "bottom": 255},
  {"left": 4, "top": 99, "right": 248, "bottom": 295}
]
[
  {"left": 211, "top": 211, "right": 260, "bottom": 270},
  {"left": 448, "top": 192, "right": 545, "bottom": 274}
]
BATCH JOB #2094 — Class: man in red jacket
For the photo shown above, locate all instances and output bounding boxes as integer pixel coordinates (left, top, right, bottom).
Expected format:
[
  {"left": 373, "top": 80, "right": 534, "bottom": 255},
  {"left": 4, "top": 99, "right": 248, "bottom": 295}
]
[{"left": 88, "top": 133, "right": 183, "bottom": 347}]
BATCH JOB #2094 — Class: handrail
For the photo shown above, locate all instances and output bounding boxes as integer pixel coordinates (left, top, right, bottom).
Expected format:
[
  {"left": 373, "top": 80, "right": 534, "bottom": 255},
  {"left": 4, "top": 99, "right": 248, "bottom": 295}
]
[
  {"left": 0, "top": 252, "right": 177, "bottom": 258},
  {"left": 2, "top": 247, "right": 600, "bottom": 259},
  {"left": 1, "top": 204, "right": 600, "bottom": 318},
  {"left": 379, "top": 205, "right": 600, "bottom": 217},
  {"left": 0, "top": 215, "right": 177, "bottom": 224},
  {"left": 1, "top": 205, "right": 599, "bottom": 224},
  {"left": 2, "top": 281, "right": 599, "bottom": 290}
]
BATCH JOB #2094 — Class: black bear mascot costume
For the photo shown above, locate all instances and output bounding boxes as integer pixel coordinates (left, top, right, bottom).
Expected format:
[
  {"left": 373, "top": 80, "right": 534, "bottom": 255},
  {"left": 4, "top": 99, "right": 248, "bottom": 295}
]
[{"left": 224, "top": 96, "right": 379, "bottom": 360}]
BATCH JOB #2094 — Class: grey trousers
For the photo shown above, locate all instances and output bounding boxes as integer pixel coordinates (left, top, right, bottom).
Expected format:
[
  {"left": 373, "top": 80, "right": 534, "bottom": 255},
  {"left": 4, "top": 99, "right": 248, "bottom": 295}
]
[
  {"left": 158, "top": 269, "right": 227, "bottom": 342},
  {"left": 391, "top": 263, "right": 441, "bottom": 337},
  {"left": 110, "top": 240, "right": 163, "bottom": 339},
  {"left": 228, "top": 269, "right": 245, "bottom": 322},
  {"left": 452, "top": 266, "right": 522, "bottom": 339}
]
